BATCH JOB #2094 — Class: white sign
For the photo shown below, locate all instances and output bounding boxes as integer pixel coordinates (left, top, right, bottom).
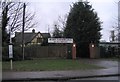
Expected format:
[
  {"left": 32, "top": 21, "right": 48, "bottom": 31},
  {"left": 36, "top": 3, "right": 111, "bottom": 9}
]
[
  {"left": 9, "top": 45, "right": 13, "bottom": 58},
  {"left": 48, "top": 38, "right": 73, "bottom": 43}
]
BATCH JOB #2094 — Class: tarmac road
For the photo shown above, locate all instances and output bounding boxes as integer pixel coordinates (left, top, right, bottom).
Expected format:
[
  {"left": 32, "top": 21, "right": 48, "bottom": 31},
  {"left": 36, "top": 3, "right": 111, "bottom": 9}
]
[{"left": 2, "top": 76, "right": 120, "bottom": 82}]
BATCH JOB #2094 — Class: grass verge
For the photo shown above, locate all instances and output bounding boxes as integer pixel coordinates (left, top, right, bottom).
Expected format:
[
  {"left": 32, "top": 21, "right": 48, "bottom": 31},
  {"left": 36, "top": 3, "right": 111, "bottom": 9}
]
[{"left": 2, "top": 59, "right": 104, "bottom": 71}]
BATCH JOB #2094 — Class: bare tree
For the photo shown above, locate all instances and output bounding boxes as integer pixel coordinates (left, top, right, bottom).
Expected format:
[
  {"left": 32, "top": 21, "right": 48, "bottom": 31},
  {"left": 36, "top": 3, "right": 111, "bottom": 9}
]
[
  {"left": 1, "top": 1, "right": 36, "bottom": 34},
  {"left": 57, "top": 14, "right": 68, "bottom": 31},
  {"left": 52, "top": 23, "right": 62, "bottom": 38},
  {"left": 52, "top": 14, "right": 68, "bottom": 37},
  {"left": 116, "top": 0, "right": 120, "bottom": 42},
  {"left": 111, "top": 1, "right": 120, "bottom": 42}
]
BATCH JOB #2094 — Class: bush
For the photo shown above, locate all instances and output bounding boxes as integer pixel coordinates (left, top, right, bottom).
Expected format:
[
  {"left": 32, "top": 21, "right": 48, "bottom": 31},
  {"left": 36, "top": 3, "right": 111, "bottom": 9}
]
[
  {"left": 13, "top": 46, "right": 23, "bottom": 61},
  {"left": 2, "top": 46, "right": 23, "bottom": 61},
  {"left": 2, "top": 47, "right": 9, "bottom": 61},
  {"left": 2, "top": 45, "right": 40, "bottom": 61},
  {"left": 100, "top": 46, "right": 119, "bottom": 58}
]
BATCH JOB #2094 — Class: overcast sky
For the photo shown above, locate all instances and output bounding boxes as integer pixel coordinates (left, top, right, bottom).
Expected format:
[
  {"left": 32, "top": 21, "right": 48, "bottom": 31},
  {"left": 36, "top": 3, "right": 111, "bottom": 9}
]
[{"left": 20, "top": 0, "right": 118, "bottom": 42}]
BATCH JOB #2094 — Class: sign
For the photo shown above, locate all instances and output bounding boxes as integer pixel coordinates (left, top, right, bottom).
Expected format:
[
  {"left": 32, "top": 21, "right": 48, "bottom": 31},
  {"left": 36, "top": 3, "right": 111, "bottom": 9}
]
[
  {"left": 9, "top": 45, "right": 13, "bottom": 58},
  {"left": 48, "top": 38, "right": 73, "bottom": 43}
]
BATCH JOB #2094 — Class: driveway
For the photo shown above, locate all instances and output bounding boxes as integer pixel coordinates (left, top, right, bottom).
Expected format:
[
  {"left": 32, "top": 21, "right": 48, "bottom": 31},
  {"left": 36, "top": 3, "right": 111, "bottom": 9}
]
[{"left": 78, "top": 59, "right": 118, "bottom": 68}]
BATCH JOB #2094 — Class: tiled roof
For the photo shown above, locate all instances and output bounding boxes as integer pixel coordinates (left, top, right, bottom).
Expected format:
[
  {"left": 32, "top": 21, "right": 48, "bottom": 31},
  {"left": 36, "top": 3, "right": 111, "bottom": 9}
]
[{"left": 15, "top": 32, "right": 51, "bottom": 44}]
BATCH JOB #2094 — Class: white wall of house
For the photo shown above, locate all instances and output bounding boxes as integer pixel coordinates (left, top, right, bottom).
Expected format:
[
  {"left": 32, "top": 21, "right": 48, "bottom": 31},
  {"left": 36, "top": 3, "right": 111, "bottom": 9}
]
[{"left": 31, "top": 33, "right": 43, "bottom": 44}]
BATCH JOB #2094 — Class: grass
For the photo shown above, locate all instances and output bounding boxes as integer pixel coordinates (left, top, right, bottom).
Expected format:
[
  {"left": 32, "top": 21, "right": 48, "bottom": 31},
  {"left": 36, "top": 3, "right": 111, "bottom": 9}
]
[{"left": 2, "top": 59, "right": 104, "bottom": 71}]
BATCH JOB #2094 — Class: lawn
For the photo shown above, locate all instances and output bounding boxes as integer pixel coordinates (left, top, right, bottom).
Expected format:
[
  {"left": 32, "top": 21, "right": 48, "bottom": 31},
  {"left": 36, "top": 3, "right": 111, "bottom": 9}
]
[{"left": 2, "top": 59, "right": 104, "bottom": 71}]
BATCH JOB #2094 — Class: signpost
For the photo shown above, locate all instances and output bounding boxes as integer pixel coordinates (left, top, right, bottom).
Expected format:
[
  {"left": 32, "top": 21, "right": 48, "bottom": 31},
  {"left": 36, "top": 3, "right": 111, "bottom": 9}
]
[
  {"left": 9, "top": 45, "right": 13, "bottom": 59},
  {"left": 9, "top": 44, "right": 13, "bottom": 70}
]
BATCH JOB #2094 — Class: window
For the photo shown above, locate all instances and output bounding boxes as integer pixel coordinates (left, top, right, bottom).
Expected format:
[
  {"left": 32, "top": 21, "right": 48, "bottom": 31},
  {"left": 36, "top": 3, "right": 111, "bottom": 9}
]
[{"left": 37, "top": 37, "right": 42, "bottom": 43}]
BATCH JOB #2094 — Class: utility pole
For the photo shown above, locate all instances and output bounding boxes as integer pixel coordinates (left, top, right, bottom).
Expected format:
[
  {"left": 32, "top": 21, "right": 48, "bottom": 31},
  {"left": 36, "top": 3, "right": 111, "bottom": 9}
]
[{"left": 22, "top": 3, "right": 26, "bottom": 60}]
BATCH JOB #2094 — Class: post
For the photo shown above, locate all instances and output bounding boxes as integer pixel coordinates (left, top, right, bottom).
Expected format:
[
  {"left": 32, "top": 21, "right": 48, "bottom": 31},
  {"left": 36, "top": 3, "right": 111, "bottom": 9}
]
[
  {"left": 22, "top": 3, "right": 26, "bottom": 60},
  {"left": 72, "top": 43, "right": 76, "bottom": 59},
  {"left": 9, "top": 27, "right": 13, "bottom": 70},
  {"left": 89, "top": 43, "right": 100, "bottom": 59},
  {"left": 10, "top": 59, "right": 13, "bottom": 70},
  {"left": 89, "top": 43, "right": 95, "bottom": 58}
]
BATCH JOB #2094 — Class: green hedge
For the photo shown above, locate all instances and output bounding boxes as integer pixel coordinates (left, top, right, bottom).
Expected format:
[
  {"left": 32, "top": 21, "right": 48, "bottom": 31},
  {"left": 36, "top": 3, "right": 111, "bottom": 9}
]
[
  {"left": 100, "top": 46, "right": 120, "bottom": 58},
  {"left": 2, "top": 46, "right": 23, "bottom": 61},
  {"left": 2, "top": 47, "right": 9, "bottom": 61}
]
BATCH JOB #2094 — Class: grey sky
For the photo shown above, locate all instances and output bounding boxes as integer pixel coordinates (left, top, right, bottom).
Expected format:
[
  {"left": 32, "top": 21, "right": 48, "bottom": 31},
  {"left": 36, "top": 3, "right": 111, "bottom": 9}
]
[{"left": 21, "top": 0, "right": 118, "bottom": 42}]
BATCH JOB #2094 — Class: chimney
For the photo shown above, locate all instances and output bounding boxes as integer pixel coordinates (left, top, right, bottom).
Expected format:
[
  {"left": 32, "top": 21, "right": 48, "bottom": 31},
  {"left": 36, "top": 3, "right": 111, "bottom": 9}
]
[{"left": 32, "top": 29, "right": 35, "bottom": 33}]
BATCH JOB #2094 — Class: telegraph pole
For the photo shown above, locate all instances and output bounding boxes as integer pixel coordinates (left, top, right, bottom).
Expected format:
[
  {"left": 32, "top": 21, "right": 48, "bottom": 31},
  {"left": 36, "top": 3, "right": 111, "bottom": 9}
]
[{"left": 22, "top": 3, "right": 26, "bottom": 60}]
